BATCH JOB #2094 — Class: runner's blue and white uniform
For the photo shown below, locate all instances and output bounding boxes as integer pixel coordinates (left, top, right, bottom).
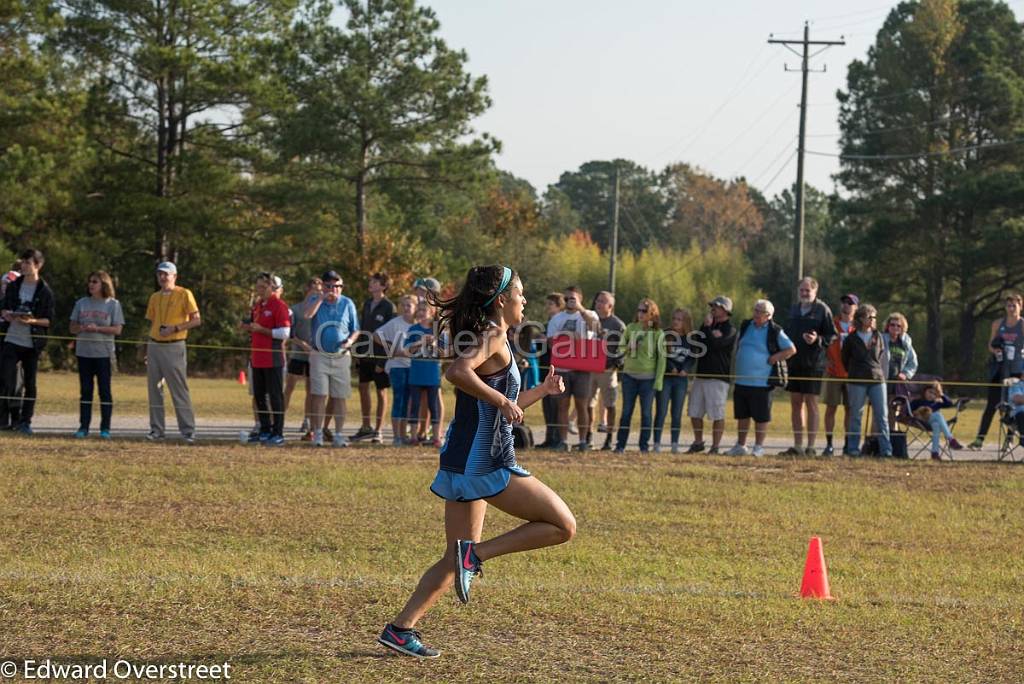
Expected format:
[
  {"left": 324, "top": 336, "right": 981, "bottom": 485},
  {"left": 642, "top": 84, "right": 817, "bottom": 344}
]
[{"left": 431, "top": 339, "right": 530, "bottom": 501}]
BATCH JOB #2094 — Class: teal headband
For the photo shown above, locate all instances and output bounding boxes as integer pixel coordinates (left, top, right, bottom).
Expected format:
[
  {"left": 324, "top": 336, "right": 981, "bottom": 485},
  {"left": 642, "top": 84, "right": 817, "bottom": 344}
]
[{"left": 482, "top": 266, "right": 513, "bottom": 307}]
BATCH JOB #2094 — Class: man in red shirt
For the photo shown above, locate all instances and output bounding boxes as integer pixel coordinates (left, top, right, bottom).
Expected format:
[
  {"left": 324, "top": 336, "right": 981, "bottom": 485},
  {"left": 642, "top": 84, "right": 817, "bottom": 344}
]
[{"left": 241, "top": 273, "right": 291, "bottom": 445}]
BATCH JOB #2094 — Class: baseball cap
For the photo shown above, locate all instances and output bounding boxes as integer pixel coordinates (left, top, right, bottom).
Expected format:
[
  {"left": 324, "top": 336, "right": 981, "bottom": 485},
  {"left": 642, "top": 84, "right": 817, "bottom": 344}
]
[
  {"left": 3, "top": 270, "right": 19, "bottom": 284},
  {"left": 321, "top": 270, "right": 342, "bottom": 283},
  {"left": 156, "top": 261, "right": 177, "bottom": 274},
  {"left": 708, "top": 295, "right": 733, "bottom": 314},
  {"left": 414, "top": 276, "right": 441, "bottom": 294},
  {"left": 841, "top": 293, "right": 859, "bottom": 305},
  {"left": 270, "top": 275, "right": 283, "bottom": 290}
]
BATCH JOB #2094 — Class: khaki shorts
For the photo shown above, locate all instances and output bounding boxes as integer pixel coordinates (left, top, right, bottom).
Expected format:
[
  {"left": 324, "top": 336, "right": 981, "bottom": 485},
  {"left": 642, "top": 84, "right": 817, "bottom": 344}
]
[
  {"left": 588, "top": 369, "right": 619, "bottom": 409},
  {"left": 309, "top": 351, "right": 353, "bottom": 399},
  {"left": 822, "top": 378, "right": 847, "bottom": 407},
  {"left": 687, "top": 378, "right": 729, "bottom": 421}
]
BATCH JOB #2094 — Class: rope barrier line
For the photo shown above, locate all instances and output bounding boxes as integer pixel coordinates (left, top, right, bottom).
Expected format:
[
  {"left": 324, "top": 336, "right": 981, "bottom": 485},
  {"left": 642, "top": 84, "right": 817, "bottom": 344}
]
[
  {"left": 0, "top": 337, "right": 1018, "bottom": 392},
  {"left": 0, "top": 382, "right": 1002, "bottom": 427}
]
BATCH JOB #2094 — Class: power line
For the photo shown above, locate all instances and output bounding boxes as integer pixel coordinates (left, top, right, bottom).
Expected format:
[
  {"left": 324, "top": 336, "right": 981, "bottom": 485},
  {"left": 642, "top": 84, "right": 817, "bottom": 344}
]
[
  {"left": 807, "top": 4, "right": 894, "bottom": 24},
  {"left": 806, "top": 72, "right": 991, "bottom": 109},
  {"left": 756, "top": 149, "right": 798, "bottom": 193},
  {"left": 699, "top": 80, "right": 801, "bottom": 173},
  {"left": 645, "top": 44, "right": 774, "bottom": 166},
  {"left": 805, "top": 100, "right": 1021, "bottom": 139},
  {"left": 807, "top": 137, "right": 1024, "bottom": 160},
  {"left": 732, "top": 115, "right": 799, "bottom": 179}
]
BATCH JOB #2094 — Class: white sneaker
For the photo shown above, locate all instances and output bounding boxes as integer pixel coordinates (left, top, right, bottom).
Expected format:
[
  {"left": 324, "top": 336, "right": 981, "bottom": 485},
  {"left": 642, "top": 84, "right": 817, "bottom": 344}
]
[
  {"left": 332, "top": 434, "right": 349, "bottom": 448},
  {"left": 313, "top": 430, "right": 324, "bottom": 447},
  {"left": 653, "top": 444, "right": 662, "bottom": 453},
  {"left": 671, "top": 443, "right": 680, "bottom": 454},
  {"left": 727, "top": 444, "right": 750, "bottom": 456},
  {"left": 751, "top": 445, "right": 765, "bottom": 458}
]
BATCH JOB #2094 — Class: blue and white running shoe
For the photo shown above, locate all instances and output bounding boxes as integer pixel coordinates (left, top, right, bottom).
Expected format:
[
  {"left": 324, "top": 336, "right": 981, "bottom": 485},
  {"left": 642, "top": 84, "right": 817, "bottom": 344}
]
[
  {"left": 454, "top": 539, "right": 483, "bottom": 604},
  {"left": 377, "top": 624, "right": 440, "bottom": 658}
]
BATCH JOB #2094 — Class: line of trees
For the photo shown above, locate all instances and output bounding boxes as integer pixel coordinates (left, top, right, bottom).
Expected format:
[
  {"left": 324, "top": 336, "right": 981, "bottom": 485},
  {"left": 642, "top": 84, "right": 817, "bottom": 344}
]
[{"left": 2, "top": 0, "right": 1023, "bottom": 380}]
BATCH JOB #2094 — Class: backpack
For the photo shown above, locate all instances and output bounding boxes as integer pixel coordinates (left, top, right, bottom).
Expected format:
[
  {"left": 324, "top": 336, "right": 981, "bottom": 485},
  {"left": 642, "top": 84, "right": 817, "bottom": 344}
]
[{"left": 739, "top": 318, "right": 789, "bottom": 390}]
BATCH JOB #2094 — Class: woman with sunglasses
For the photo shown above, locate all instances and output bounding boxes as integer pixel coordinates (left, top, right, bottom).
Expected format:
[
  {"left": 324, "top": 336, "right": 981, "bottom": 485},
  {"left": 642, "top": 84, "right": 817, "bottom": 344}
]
[
  {"left": 882, "top": 312, "right": 918, "bottom": 384},
  {"left": 69, "top": 271, "right": 125, "bottom": 438},
  {"left": 881, "top": 311, "right": 918, "bottom": 433},
  {"left": 377, "top": 265, "right": 574, "bottom": 659},
  {"left": 614, "top": 298, "right": 666, "bottom": 453},
  {"left": 841, "top": 304, "right": 891, "bottom": 457}
]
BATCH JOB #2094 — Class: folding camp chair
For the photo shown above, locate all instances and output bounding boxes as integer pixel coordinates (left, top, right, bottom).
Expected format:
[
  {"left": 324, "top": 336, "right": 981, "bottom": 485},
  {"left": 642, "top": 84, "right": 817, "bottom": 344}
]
[
  {"left": 997, "top": 377, "right": 1023, "bottom": 463},
  {"left": 889, "top": 375, "right": 969, "bottom": 461}
]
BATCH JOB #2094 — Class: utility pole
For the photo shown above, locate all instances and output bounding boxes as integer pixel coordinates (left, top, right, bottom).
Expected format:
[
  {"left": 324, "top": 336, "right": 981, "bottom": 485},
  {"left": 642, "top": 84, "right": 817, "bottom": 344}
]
[
  {"left": 608, "top": 165, "right": 620, "bottom": 294},
  {"left": 768, "top": 22, "right": 844, "bottom": 282}
]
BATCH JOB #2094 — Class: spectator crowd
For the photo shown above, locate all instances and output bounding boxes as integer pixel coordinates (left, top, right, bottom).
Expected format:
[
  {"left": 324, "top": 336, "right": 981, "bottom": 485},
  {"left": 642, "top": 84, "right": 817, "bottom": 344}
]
[{"left": 2, "top": 248, "right": 1023, "bottom": 459}]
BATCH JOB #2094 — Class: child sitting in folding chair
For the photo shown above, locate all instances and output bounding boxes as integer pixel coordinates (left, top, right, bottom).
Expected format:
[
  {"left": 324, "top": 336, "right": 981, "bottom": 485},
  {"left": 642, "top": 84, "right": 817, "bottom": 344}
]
[{"left": 910, "top": 380, "right": 965, "bottom": 460}]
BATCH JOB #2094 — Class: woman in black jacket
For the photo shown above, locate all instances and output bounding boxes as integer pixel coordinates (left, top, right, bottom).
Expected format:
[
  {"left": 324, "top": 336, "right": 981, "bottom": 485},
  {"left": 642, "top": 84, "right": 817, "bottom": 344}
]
[{"left": 841, "top": 304, "right": 891, "bottom": 457}]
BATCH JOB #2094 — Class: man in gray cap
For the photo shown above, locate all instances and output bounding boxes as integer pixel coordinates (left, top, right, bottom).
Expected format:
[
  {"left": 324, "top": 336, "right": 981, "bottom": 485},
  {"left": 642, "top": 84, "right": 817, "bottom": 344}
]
[
  {"left": 687, "top": 295, "right": 737, "bottom": 454},
  {"left": 144, "top": 261, "right": 201, "bottom": 443},
  {"left": 412, "top": 277, "right": 441, "bottom": 302}
]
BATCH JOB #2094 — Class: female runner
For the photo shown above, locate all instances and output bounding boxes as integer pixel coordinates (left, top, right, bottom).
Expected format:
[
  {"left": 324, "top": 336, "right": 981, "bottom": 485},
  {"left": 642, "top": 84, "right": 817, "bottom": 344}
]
[{"left": 377, "top": 265, "right": 576, "bottom": 658}]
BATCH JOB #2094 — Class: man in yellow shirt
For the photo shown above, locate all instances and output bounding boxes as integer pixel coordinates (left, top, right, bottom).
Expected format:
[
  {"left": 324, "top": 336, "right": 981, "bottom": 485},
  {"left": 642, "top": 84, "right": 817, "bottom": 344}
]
[{"left": 145, "top": 261, "right": 201, "bottom": 442}]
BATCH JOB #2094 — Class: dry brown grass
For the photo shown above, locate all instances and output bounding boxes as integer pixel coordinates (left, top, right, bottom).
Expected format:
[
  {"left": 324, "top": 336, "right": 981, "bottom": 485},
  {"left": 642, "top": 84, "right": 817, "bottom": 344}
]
[{"left": 1, "top": 439, "right": 1021, "bottom": 681}]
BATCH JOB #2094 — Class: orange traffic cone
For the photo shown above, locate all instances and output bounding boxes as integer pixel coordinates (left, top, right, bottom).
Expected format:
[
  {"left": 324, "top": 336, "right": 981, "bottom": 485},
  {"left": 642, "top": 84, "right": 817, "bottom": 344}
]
[
  {"left": 237, "top": 370, "right": 247, "bottom": 385},
  {"left": 799, "top": 536, "right": 834, "bottom": 600}
]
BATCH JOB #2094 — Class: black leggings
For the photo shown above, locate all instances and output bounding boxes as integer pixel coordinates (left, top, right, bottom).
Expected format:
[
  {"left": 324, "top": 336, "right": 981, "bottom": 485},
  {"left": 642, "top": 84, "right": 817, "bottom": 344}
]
[
  {"left": 976, "top": 379, "right": 1003, "bottom": 440},
  {"left": 252, "top": 366, "right": 285, "bottom": 436}
]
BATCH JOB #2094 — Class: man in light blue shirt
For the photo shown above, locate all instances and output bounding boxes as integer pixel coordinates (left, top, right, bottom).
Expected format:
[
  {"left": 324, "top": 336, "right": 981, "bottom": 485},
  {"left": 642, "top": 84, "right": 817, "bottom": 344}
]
[
  {"left": 728, "top": 299, "right": 796, "bottom": 457},
  {"left": 304, "top": 270, "right": 359, "bottom": 447}
]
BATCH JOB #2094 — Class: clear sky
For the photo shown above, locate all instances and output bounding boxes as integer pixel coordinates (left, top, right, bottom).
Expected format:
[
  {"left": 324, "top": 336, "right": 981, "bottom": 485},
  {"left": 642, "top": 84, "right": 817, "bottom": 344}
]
[{"left": 424, "top": 0, "right": 1018, "bottom": 199}]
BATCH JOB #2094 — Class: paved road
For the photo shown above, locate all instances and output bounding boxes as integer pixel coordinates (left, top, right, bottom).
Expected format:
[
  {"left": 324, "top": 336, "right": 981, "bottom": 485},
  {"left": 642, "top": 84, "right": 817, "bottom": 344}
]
[{"left": 14, "top": 413, "right": 1022, "bottom": 462}]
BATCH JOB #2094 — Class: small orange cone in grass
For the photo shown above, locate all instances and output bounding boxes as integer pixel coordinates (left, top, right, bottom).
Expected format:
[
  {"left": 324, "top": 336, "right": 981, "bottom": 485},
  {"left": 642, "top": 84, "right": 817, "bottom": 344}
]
[
  {"left": 799, "top": 536, "right": 834, "bottom": 600},
  {"left": 237, "top": 370, "right": 247, "bottom": 385}
]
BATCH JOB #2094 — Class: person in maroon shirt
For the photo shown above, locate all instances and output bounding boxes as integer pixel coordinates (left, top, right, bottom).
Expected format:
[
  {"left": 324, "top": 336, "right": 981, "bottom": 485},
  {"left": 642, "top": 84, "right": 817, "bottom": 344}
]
[{"left": 240, "top": 273, "right": 291, "bottom": 444}]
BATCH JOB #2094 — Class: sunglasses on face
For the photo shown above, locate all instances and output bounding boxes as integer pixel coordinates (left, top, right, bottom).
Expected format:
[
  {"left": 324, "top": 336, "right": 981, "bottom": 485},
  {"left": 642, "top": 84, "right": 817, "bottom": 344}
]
[
  {"left": 637, "top": 308, "right": 649, "bottom": 313},
  {"left": 327, "top": 284, "right": 343, "bottom": 289}
]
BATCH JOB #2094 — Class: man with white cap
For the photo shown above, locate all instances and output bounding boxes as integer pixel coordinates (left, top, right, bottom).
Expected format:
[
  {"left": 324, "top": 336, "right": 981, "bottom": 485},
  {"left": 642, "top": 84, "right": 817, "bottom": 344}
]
[
  {"left": 144, "top": 261, "right": 201, "bottom": 443},
  {"left": 687, "top": 295, "right": 737, "bottom": 454}
]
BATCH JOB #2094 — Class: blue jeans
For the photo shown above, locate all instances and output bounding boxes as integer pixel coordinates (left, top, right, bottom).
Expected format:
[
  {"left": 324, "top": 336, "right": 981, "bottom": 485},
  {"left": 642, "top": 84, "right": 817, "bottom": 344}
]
[
  {"left": 389, "top": 368, "right": 409, "bottom": 419},
  {"left": 929, "top": 412, "right": 953, "bottom": 452},
  {"left": 846, "top": 382, "right": 890, "bottom": 455},
  {"left": 617, "top": 374, "right": 655, "bottom": 451},
  {"left": 407, "top": 384, "right": 440, "bottom": 433},
  {"left": 78, "top": 355, "right": 113, "bottom": 432},
  {"left": 654, "top": 375, "right": 688, "bottom": 446}
]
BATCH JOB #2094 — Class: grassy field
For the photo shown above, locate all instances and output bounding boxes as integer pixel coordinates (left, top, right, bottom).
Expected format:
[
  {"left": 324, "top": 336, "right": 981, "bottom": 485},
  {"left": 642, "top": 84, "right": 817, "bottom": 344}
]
[
  {"left": 1, "top": 439, "right": 1021, "bottom": 681},
  {"left": 26, "top": 371, "right": 997, "bottom": 441}
]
